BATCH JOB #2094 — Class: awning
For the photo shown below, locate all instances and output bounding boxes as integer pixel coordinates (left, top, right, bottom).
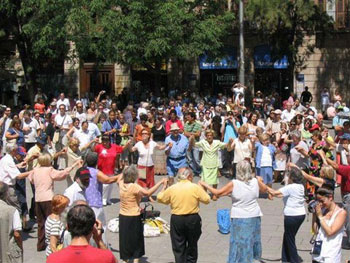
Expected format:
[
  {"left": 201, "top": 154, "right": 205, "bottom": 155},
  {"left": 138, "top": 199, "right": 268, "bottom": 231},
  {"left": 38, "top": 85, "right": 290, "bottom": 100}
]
[
  {"left": 199, "top": 47, "right": 238, "bottom": 70},
  {"left": 254, "top": 45, "right": 288, "bottom": 69}
]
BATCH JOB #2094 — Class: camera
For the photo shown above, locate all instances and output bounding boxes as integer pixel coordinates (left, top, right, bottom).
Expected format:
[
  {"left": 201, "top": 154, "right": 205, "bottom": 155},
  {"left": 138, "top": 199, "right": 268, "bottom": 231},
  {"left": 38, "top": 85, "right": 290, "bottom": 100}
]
[{"left": 308, "top": 200, "right": 319, "bottom": 213}]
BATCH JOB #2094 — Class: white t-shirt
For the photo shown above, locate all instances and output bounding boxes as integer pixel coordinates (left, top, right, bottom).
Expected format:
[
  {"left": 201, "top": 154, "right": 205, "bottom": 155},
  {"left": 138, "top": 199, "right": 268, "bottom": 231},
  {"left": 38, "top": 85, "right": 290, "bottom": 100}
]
[
  {"left": 231, "top": 178, "right": 263, "bottom": 218},
  {"left": 74, "top": 111, "right": 87, "bottom": 123},
  {"left": 261, "top": 146, "right": 272, "bottom": 167},
  {"left": 22, "top": 118, "right": 40, "bottom": 143},
  {"left": 13, "top": 209, "right": 22, "bottom": 231},
  {"left": 73, "top": 129, "right": 93, "bottom": 148},
  {"left": 54, "top": 114, "right": 73, "bottom": 129},
  {"left": 233, "top": 138, "right": 251, "bottom": 163},
  {"left": 135, "top": 140, "right": 157, "bottom": 167},
  {"left": 279, "top": 184, "right": 306, "bottom": 216},
  {"left": 336, "top": 143, "right": 350, "bottom": 165},
  {"left": 281, "top": 109, "right": 296, "bottom": 122},
  {"left": 290, "top": 141, "right": 309, "bottom": 169},
  {"left": 57, "top": 98, "right": 70, "bottom": 110}
]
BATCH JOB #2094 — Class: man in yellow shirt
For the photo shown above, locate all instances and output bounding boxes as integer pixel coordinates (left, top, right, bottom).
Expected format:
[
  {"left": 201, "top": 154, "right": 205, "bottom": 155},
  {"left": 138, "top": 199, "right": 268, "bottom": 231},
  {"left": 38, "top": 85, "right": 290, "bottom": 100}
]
[{"left": 157, "top": 167, "right": 210, "bottom": 263}]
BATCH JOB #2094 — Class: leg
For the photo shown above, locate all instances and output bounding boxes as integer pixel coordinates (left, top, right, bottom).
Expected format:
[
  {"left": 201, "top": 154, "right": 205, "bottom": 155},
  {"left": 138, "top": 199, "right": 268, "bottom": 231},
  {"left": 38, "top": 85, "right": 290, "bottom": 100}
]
[
  {"left": 184, "top": 214, "right": 202, "bottom": 263},
  {"left": 282, "top": 215, "right": 305, "bottom": 263},
  {"left": 212, "top": 184, "right": 218, "bottom": 201},
  {"left": 170, "top": 215, "right": 187, "bottom": 263}
]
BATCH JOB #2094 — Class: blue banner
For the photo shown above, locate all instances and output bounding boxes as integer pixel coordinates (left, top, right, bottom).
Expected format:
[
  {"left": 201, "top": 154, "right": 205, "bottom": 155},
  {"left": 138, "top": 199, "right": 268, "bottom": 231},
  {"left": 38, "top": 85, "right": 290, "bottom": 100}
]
[
  {"left": 199, "top": 47, "right": 238, "bottom": 70},
  {"left": 254, "top": 45, "right": 288, "bottom": 69}
]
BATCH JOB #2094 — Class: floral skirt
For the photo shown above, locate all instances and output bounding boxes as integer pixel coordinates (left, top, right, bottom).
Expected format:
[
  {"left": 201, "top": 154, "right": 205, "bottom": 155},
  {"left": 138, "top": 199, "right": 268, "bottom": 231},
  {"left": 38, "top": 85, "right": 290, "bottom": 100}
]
[
  {"left": 228, "top": 217, "right": 262, "bottom": 263},
  {"left": 153, "top": 141, "right": 167, "bottom": 175}
]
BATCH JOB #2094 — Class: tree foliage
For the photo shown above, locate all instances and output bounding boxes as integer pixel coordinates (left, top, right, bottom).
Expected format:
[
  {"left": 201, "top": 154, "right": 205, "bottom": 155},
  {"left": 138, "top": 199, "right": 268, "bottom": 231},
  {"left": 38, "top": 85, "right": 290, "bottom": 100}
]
[
  {"left": 68, "top": 0, "right": 234, "bottom": 68},
  {"left": 0, "top": 0, "right": 71, "bottom": 95},
  {"left": 245, "top": 0, "right": 333, "bottom": 71}
]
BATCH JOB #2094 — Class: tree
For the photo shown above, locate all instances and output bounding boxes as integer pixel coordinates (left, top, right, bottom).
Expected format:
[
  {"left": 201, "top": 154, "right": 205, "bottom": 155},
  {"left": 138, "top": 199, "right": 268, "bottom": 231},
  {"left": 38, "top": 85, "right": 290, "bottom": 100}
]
[
  {"left": 245, "top": 0, "right": 333, "bottom": 72},
  {"left": 68, "top": 0, "right": 234, "bottom": 94},
  {"left": 0, "top": 0, "right": 71, "bottom": 101}
]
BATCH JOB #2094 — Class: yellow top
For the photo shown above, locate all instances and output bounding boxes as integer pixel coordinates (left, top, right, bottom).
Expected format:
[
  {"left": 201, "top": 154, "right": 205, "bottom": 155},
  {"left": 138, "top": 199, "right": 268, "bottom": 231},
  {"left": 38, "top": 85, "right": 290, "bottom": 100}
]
[{"left": 157, "top": 180, "right": 210, "bottom": 215}]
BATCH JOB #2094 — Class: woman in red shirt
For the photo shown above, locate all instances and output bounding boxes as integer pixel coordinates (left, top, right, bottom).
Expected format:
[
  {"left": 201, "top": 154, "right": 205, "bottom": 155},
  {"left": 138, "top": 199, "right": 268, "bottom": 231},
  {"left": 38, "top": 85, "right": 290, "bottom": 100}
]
[
  {"left": 94, "top": 135, "right": 130, "bottom": 205},
  {"left": 34, "top": 98, "right": 46, "bottom": 117}
]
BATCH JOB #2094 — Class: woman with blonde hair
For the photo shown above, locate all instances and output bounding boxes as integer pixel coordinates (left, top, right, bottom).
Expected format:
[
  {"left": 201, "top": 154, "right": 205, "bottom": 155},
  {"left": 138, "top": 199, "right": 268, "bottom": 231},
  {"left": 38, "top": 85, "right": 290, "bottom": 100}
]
[
  {"left": 190, "top": 129, "right": 233, "bottom": 200},
  {"left": 199, "top": 160, "right": 268, "bottom": 263},
  {"left": 66, "top": 138, "right": 83, "bottom": 186},
  {"left": 28, "top": 154, "right": 81, "bottom": 251},
  {"left": 44, "top": 194, "right": 70, "bottom": 257}
]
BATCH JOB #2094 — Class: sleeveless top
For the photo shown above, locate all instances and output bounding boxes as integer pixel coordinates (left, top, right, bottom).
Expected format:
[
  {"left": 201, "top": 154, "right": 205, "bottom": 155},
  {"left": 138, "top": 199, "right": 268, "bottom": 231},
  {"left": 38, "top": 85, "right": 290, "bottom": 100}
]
[
  {"left": 231, "top": 178, "right": 263, "bottom": 218},
  {"left": 85, "top": 167, "right": 103, "bottom": 208},
  {"left": 312, "top": 208, "right": 344, "bottom": 263}
]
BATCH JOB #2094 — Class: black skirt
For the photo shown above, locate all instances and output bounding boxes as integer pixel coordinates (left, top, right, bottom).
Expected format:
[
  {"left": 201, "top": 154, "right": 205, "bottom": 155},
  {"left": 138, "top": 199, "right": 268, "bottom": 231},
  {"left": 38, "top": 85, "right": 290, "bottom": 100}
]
[{"left": 119, "top": 214, "right": 145, "bottom": 260}]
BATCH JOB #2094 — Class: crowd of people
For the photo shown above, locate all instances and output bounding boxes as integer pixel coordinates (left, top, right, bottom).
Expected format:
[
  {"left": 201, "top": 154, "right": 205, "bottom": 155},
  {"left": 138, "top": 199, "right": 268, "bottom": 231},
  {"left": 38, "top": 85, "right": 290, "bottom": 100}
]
[{"left": 0, "top": 84, "right": 349, "bottom": 263}]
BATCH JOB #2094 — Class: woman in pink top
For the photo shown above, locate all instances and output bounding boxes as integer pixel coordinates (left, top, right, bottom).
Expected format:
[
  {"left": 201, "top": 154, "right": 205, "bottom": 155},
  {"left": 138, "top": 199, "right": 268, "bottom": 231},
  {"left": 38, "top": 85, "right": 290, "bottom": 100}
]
[{"left": 28, "top": 154, "right": 81, "bottom": 251}]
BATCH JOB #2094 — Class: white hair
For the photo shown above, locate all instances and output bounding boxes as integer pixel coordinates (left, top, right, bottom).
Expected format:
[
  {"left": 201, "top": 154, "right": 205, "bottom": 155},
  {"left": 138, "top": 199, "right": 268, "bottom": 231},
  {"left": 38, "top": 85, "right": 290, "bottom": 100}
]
[
  {"left": 236, "top": 160, "right": 254, "bottom": 182},
  {"left": 177, "top": 168, "right": 193, "bottom": 180},
  {"left": 6, "top": 144, "right": 18, "bottom": 154}
]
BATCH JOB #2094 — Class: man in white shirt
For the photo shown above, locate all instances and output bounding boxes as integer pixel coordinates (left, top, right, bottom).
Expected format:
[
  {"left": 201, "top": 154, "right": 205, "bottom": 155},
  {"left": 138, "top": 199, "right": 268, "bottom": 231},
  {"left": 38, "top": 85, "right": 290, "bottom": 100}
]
[
  {"left": 281, "top": 103, "right": 296, "bottom": 122},
  {"left": 0, "top": 145, "right": 30, "bottom": 211},
  {"left": 54, "top": 105, "right": 73, "bottom": 134},
  {"left": 67, "top": 121, "right": 96, "bottom": 151},
  {"left": 86, "top": 115, "right": 101, "bottom": 139},
  {"left": 0, "top": 107, "right": 12, "bottom": 155},
  {"left": 72, "top": 101, "right": 87, "bottom": 123},
  {"left": 57, "top": 93, "right": 70, "bottom": 111},
  {"left": 22, "top": 110, "right": 40, "bottom": 151},
  {"left": 290, "top": 131, "right": 309, "bottom": 169},
  {"left": 64, "top": 167, "right": 91, "bottom": 206},
  {"left": 336, "top": 134, "right": 350, "bottom": 165}
]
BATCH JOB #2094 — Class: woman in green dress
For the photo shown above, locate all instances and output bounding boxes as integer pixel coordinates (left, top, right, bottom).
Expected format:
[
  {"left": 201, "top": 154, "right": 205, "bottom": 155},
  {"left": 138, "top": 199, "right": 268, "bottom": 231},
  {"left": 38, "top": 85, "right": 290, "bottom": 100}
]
[{"left": 190, "top": 129, "right": 233, "bottom": 200}]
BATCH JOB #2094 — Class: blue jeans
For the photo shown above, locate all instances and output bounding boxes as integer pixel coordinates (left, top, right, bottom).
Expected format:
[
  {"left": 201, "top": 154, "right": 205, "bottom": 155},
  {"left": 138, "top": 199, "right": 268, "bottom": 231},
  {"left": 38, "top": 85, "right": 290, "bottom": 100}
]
[{"left": 282, "top": 215, "right": 305, "bottom": 263}]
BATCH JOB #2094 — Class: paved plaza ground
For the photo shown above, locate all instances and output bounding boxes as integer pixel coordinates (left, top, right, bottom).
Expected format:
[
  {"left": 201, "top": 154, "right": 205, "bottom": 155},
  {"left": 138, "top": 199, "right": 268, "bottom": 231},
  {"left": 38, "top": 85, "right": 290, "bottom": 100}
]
[{"left": 22, "top": 175, "right": 350, "bottom": 263}]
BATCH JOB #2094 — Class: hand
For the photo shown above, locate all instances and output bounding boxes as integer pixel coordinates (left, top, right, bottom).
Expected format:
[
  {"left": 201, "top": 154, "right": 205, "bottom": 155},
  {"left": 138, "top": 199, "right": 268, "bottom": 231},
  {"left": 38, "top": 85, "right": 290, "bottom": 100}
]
[
  {"left": 94, "top": 138, "right": 100, "bottom": 143},
  {"left": 228, "top": 138, "right": 234, "bottom": 144},
  {"left": 168, "top": 142, "right": 173, "bottom": 148},
  {"left": 315, "top": 203, "right": 322, "bottom": 218},
  {"left": 32, "top": 153, "right": 40, "bottom": 159},
  {"left": 17, "top": 161, "right": 27, "bottom": 169},
  {"left": 287, "top": 162, "right": 297, "bottom": 169},
  {"left": 60, "top": 148, "right": 67, "bottom": 155},
  {"left": 92, "top": 219, "right": 103, "bottom": 241},
  {"left": 161, "top": 178, "right": 168, "bottom": 185}
]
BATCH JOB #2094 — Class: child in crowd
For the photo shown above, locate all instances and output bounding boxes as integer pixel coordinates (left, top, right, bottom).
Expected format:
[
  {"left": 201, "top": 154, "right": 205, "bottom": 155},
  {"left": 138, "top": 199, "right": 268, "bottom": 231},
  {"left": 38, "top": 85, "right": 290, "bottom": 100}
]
[{"left": 255, "top": 133, "right": 276, "bottom": 187}]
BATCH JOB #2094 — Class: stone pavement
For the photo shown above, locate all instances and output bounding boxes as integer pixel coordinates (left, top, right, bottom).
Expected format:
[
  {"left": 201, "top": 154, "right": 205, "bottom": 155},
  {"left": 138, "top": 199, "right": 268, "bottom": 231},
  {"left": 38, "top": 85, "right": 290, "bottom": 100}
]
[{"left": 23, "top": 175, "right": 350, "bottom": 263}]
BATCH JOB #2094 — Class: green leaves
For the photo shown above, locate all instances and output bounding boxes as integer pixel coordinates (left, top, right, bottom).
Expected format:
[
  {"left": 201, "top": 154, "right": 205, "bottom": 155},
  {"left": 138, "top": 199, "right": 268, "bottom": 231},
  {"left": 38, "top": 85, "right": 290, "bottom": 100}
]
[{"left": 245, "top": 0, "right": 333, "bottom": 70}]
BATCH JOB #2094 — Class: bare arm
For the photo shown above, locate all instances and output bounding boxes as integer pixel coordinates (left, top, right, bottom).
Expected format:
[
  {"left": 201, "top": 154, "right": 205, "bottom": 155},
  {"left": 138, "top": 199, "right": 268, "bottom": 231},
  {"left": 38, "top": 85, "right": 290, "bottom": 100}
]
[
  {"left": 49, "top": 235, "right": 59, "bottom": 253},
  {"left": 139, "top": 179, "right": 167, "bottom": 197},
  {"left": 266, "top": 187, "right": 284, "bottom": 198},
  {"left": 316, "top": 205, "right": 346, "bottom": 236},
  {"left": 199, "top": 181, "right": 233, "bottom": 197},
  {"left": 97, "top": 171, "right": 121, "bottom": 184}
]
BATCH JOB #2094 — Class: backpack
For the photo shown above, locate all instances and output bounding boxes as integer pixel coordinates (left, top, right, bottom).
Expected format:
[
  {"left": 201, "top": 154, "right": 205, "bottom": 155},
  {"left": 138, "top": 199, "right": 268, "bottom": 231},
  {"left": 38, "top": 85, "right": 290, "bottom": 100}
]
[{"left": 217, "top": 209, "right": 231, "bottom": 234}]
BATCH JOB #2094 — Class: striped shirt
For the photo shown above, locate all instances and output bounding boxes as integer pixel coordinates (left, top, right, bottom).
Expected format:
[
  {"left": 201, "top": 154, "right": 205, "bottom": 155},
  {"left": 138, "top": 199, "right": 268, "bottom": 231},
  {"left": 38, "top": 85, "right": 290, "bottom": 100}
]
[{"left": 45, "top": 216, "right": 64, "bottom": 257}]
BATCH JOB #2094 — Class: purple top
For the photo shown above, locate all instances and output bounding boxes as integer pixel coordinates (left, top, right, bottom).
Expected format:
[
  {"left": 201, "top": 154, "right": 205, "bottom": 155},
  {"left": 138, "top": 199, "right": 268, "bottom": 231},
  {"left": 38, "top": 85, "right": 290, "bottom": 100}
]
[{"left": 85, "top": 167, "right": 102, "bottom": 208}]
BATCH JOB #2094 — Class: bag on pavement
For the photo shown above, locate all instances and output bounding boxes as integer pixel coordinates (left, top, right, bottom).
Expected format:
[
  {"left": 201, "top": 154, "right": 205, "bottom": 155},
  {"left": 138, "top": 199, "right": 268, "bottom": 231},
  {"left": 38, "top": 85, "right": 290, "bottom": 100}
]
[
  {"left": 217, "top": 209, "right": 231, "bottom": 234},
  {"left": 107, "top": 218, "right": 119, "bottom": 233}
]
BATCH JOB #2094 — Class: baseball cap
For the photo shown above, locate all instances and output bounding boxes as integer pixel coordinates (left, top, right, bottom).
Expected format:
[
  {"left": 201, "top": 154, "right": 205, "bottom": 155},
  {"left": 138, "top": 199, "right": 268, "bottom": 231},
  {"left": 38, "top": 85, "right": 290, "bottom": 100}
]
[
  {"left": 17, "top": 146, "right": 26, "bottom": 156},
  {"left": 340, "top": 133, "right": 350, "bottom": 140},
  {"left": 74, "top": 167, "right": 91, "bottom": 181}
]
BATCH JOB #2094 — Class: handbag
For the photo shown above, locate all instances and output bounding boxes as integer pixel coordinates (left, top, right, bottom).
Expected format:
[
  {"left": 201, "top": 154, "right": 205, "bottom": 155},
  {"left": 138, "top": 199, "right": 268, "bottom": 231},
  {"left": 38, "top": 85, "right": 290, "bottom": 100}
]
[
  {"left": 138, "top": 145, "right": 150, "bottom": 180},
  {"left": 217, "top": 209, "right": 231, "bottom": 234},
  {"left": 138, "top": 168, "right": 147, "bottom": 180},
  {"left": 141, "top": 203, "right": 160, "bottom": 221}
]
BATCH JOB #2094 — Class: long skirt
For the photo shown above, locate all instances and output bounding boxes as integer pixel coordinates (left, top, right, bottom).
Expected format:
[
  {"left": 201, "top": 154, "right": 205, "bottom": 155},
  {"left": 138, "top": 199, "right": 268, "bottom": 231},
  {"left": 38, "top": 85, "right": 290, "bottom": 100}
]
[
  {"left": 137, "top": 165, "right": 155, "bottom": 188},
  {"left": 119, "top": 214, "right": 145, "bottom": 261},
  {"left": 228, "top": 217, "right": 262, "bottom": 263},
  {"left": 153, "top": 141, "right": 167, "bottom": 175}
]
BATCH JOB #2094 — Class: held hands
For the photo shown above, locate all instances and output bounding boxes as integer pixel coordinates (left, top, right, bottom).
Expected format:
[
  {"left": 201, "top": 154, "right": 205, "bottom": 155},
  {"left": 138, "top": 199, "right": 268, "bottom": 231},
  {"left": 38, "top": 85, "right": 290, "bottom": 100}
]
[
  {"left": 17, "top": 161, "right": 27, "bottom": 169},
  {"left": 167, "top": 142, "right": 173, "bottom": 148}
]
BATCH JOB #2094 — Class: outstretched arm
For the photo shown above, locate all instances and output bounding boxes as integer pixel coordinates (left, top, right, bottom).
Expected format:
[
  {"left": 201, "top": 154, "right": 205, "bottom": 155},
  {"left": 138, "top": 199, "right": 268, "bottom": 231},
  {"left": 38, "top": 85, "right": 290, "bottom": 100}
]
[{"left": 199, "top": 181, "right": 233, "bottom": 198}]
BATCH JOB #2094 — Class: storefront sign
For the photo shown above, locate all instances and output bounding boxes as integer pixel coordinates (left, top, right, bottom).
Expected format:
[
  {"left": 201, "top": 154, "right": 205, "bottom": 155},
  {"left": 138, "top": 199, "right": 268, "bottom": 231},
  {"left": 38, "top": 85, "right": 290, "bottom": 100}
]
[
  {"left": 199, "top": 47, "right": 238, "bottom": 69},
  {"left": 215, "top": 73, "right": 237, "bottom": 86},
  {"left": 254, "top": 45, "right": 288, "bottom": 69}
]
